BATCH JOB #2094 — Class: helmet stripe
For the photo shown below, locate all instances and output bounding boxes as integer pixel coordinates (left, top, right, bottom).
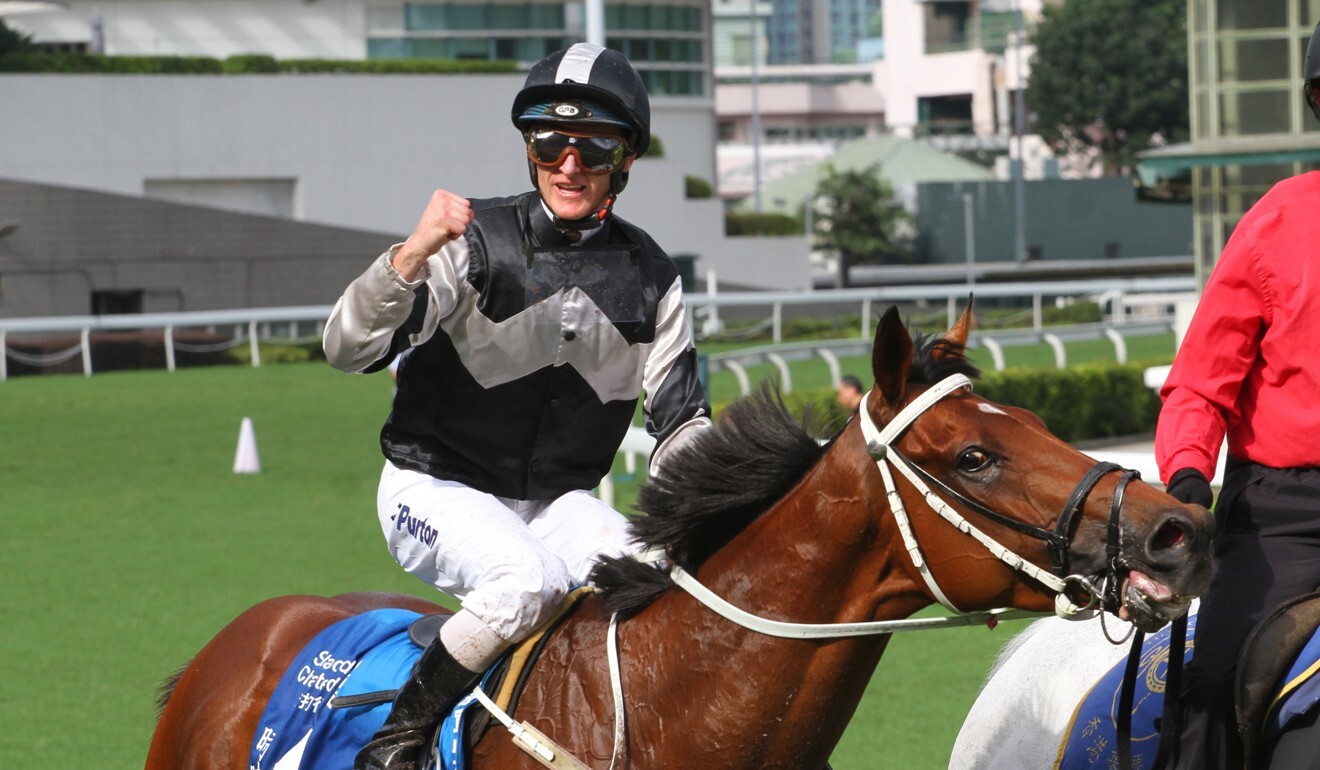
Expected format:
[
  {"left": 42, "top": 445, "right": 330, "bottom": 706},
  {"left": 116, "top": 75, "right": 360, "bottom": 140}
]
[{"left": 556, "top": 42, "right": 605, "bottom": 84}]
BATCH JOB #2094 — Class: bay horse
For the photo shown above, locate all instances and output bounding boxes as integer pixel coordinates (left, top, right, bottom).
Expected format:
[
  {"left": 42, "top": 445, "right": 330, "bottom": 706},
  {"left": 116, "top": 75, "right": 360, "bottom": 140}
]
[{"left": 147, "top": 304, "right": 1215, "bottom": 769}]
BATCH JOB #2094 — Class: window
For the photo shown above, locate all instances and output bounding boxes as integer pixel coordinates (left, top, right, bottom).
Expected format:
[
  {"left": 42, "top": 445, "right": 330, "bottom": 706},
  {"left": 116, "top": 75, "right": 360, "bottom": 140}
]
[
  {"left": 918, "top": 94, "right": 974, "bottom": 136},
  {"left": 412, "top": 39, "right": 452, "bottom": 58},
  {"left": 925, "top": 1, "right": 972, "bottom": 54},
  {"left": 490, "top": 5, "right": 529, "bottom": 29},
  {"left": 405, "top": 4, "right": 448, "bottom": 30},
  {"left": 1217, "top": 37, "right": 1290, "bottom": 82},
  {"left": 452, "top": 38, "right": 490, "bottom": 59},
  {"left": 1215, "top": 0, "right": 1285, "bottom": 30},
  {"left": 1218, "top": 89, "right": 1291, "bottom": 136},
  {"left": 448, "top": 4, "right": 488, "bottom": 30},
  {"left": 92, "top": 290, "right": 144, "bottom": 316},
  {"left": 368, "top": 38, "right": 412, "bottom": 58}
]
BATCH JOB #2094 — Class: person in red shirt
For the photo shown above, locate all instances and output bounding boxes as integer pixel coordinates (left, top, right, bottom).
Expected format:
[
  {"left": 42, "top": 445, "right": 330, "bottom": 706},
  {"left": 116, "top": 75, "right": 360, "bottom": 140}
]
[{"left": 1158, "top": 21, "right": 1320, "bottom": 769}]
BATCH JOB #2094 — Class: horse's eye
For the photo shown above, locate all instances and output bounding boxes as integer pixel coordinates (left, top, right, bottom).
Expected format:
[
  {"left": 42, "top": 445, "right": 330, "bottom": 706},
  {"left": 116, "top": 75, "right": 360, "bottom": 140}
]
[{"left": 957, "top": 448, "right": 995, "bottom": 473}]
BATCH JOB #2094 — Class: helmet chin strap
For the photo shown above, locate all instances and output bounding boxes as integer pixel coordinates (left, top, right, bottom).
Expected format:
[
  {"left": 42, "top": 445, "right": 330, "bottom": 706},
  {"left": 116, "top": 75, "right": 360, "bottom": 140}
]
[
  {"left": 526, "top": 159, "right": 622, "bottom": 240},
  {"left": 549, "top": 194, "right": 616, "bottom": 237}
]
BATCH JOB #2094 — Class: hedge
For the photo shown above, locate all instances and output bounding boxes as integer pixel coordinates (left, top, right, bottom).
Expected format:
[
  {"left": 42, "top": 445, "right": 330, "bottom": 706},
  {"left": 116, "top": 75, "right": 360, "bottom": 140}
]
[
  {"left": 725, "top": 211, "right": 804, "bottom": 237},
  {"left": 976, "top": 363, "right": 1162, "bottom": 443},
  {"left": 717, "top": 361, "right": 1162, "bottom": 445},
  {"left": 685, "top": 175, "right": 714, "bottom": 199}
]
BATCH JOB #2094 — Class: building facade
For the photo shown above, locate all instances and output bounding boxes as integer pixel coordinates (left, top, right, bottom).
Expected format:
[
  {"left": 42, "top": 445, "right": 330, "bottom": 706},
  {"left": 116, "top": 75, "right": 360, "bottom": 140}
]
[
  {"left": 765, "top": 0, "right": 883, "bottom": 65},
  {"left": 10, "top": 0, "right": 711, "bottom": 96},
  {"left": 1137, "top": 1, "right": 1320, "bottom": 285},
  {"left": 1, "top": 1, "right": 820, "bottom": 311},
  {"left": 1187, "top": 0, "right": 1320, "bottom": 282}
]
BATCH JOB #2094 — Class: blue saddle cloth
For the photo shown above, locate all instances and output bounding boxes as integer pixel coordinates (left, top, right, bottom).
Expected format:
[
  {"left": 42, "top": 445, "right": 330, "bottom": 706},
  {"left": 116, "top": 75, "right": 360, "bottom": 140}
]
[
  {"left": 1056, "top": 616, "right": 1198, "bottom": 770},
  {"left": 247, "top": 608, "right": 501, "bottom": 770},
  {"left": 248, "top": 608, "right": 423, "bottom": 769}
]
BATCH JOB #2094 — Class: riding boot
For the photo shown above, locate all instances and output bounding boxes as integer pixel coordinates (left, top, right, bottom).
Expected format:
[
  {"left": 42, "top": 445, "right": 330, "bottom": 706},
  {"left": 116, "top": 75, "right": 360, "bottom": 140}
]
[{"left": 354, "top": 638, "right": 481, "bottom": 770}]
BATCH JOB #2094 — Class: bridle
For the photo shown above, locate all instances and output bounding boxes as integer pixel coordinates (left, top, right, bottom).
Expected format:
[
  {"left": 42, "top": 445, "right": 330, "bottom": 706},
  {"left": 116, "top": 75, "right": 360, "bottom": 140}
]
[
  {"left": 585, "top": 374, "right": 1143, "bottom": 770},
  {"left": 652, "top": 373, "right": 1140, "bottom": 638},
  {"left": 891, "top": 441, "right": 1139, "bottom": 617}
]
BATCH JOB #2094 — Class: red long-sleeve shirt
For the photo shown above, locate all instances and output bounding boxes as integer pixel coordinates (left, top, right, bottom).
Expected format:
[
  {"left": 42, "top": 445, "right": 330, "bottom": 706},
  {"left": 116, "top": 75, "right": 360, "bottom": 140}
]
[{"left": 1156, "top": 171, "right": 1320, "bottom": 483}]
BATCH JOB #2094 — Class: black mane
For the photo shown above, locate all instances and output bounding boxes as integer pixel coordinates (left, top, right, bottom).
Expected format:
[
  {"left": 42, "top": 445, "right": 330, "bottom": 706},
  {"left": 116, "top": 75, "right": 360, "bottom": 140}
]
[{"left": 590, "top": 329, "right": 979, "bottom": 616}]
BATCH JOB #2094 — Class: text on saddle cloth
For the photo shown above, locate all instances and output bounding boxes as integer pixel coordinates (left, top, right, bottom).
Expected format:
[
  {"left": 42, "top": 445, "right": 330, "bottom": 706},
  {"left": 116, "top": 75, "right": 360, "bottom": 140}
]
[{"left": 247, "top": 589, "right": 597, "bottom": 769}]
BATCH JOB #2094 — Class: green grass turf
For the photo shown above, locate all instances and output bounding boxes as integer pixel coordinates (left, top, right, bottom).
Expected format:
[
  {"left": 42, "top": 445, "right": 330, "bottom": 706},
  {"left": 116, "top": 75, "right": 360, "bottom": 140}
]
[{"left": 2, "top": 359, "right": 1069, "bottom": 768}]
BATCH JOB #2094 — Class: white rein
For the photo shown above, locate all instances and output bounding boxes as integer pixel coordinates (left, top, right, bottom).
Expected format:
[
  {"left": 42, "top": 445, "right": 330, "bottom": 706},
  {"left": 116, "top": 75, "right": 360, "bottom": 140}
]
[
  {"left": 652, "top": 373, "right": 1096, "bottom": 640},
  {"left": 477, "top": 375, "right": 1099, "bottom": 769}
]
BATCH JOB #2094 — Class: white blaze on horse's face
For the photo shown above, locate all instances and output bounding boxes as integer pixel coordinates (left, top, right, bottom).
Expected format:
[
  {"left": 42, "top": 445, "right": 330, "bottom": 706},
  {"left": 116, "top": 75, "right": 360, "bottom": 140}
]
[{"left": 976, "top": 403, "right": 1008, "bottom": 417}]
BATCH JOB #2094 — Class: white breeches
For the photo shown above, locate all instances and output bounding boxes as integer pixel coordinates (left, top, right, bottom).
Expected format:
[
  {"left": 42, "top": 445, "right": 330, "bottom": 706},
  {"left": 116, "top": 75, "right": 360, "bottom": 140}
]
[{"left": 376, "top": 461, "right": 635, "bottom": 644}]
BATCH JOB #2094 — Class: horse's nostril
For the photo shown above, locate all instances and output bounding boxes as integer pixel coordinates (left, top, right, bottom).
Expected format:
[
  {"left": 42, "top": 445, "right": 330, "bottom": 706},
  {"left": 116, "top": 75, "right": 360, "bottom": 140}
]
[{"left": 1151, "top": 519, "right": 1187, "bottom": 551}]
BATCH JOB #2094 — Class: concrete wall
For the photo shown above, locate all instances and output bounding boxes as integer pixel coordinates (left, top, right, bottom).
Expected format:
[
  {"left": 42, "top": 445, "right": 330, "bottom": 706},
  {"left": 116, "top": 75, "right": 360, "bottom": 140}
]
[
  {"left": 0, "top": 178, "right": 397, "bottom": 317},
  {"left": 0, "top": 74, "right": 811, "bottom": 300}
]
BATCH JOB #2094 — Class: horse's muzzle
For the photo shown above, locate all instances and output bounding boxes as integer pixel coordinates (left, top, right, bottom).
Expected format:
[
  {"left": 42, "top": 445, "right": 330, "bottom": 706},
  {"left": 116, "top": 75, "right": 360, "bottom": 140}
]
[{"left": 1117, "top": 506, "right": 1215, "bottom": 631}]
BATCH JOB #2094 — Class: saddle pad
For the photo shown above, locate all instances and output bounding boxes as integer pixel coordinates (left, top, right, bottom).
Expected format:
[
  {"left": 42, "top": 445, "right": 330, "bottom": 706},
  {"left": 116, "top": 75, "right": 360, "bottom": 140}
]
[
  {"left": 1265, "top": 624, "right": 1320, "bottom": 741},
  {"left": 1055, "top": 614, "right": 1198, "bottom": 770},
  {"left": 249, "top": 608, "right": 423, "bottom": 770}
]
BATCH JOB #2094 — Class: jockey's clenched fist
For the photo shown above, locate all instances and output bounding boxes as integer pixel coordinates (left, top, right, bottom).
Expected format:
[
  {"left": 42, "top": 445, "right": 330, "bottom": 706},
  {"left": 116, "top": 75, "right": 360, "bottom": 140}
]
[{"left": 392, "top": 190, "right": 474, "bottom": 281}]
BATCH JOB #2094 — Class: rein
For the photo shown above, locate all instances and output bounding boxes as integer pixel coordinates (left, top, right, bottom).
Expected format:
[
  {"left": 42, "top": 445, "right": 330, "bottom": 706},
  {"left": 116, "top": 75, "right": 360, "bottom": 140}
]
[
  {"left": 589, "top": 375, "right": 1142, "bottom": 770},
  {"left": 654, "top": 373, "right": 1140, "bottom": 638}
]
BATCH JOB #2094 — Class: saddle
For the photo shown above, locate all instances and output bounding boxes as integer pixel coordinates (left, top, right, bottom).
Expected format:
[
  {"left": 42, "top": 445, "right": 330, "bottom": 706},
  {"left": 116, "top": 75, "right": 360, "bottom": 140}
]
[
  {"left": 331, "top": 586, "right": 594, "bottom": 726},
  {"left": 1236, "top": 591, "right": 1320, "bottom": 768},
  {"left": 243, "top": 590, "right": 595, "bottom": 770}
]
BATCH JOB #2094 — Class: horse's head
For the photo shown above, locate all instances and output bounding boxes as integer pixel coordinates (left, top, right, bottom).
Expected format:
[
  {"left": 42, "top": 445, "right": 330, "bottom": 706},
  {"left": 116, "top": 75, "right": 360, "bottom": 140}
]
[{"left": 863, "top": 303, "right": 1213, "bottom": 632}]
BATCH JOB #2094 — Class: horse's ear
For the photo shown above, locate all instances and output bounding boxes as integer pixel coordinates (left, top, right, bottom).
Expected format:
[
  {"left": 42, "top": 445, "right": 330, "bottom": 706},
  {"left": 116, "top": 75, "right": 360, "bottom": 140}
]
[
  {"left": 872, "top": 306, "right": 913, "bottom": 406},
  {"left": 938, "top": 293, "right": 975, "bottom": 353}
]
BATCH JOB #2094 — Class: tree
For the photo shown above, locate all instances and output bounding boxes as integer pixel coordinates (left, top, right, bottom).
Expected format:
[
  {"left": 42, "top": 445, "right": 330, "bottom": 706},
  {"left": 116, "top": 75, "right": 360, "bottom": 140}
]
[
  {"left": 1027, "top": 0, "right": 1188, "bottom": 175},
  {"left": 0, "top": 19, "right": 34, "bottom": 58},
  {"left": 812, "top": 163, "right": 910, "bottom": 287}
]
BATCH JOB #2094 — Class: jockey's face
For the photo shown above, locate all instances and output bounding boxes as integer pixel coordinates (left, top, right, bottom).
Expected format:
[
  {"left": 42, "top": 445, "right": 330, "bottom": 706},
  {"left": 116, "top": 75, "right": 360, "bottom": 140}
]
[{"left": 530, "top": 124, "right": 634, "bottom": 222}]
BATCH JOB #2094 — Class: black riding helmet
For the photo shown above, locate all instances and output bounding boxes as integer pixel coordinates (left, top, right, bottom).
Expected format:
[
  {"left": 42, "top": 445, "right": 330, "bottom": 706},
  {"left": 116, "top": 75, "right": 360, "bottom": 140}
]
[
  {"left": 1306, "top": 21, "right": 1320, "bottom": 122},
  {"left": 512, "top": 43, "right": 650, "bottom": 203}
]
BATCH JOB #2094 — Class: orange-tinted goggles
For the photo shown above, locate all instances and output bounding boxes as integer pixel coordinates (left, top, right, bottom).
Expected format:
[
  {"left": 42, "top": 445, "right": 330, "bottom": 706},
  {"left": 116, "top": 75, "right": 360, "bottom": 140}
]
[{"left": 525, "top": 128, "right": 632, "bottom": 174}]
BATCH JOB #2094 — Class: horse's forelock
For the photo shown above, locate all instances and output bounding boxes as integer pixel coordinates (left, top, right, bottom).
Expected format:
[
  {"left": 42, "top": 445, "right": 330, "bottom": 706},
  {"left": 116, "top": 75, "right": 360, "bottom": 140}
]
[{"left": 909, "top": 332, "right": 980, "bottom": 385}]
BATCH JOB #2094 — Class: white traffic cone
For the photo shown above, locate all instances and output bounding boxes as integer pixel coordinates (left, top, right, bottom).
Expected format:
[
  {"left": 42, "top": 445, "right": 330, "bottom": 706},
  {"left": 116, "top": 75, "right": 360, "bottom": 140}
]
[{"left": 233, "top": 416, "right": 261, "bottom": 474}]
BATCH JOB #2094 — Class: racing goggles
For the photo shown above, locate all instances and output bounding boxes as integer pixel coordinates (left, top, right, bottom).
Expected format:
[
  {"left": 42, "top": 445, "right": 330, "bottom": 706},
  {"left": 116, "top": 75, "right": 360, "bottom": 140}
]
[{"left": 525, "top": 129, "right": 632, "bottom": 174}]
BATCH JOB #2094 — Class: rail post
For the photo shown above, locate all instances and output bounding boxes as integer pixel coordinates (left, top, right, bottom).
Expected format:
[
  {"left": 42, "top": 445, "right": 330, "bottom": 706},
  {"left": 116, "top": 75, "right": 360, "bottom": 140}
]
[
  {"left": 81, "top": 326, "right": 93, "bottom": 376},
  {"left": 164, "top": 325, "right": 176, "bottom": 372}
]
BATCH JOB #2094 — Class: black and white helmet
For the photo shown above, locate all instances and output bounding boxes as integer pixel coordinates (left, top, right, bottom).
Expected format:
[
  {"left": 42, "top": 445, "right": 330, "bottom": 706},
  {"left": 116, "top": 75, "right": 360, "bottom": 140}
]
[{"left": 511, "top": 43, "right": 651, "bottom": 158}]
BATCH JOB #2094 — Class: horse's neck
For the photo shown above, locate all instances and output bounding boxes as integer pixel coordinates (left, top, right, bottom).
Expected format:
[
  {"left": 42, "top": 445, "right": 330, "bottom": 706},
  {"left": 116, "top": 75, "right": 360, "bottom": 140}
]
[
  {"left": 698, "top": 427, "right": 933, "bottom": 626},
  {"left": 491, "top": 432, "right": 934, "bottom": 769},
  {"left": 633, "top": 432, "right": 930, "bottom": 763}
]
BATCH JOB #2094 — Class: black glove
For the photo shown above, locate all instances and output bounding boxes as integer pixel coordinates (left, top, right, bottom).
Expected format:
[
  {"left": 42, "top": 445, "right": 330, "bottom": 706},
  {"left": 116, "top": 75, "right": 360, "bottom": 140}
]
[{"left": 1165, "top": 467, "right": 1213, "bottom": 509}]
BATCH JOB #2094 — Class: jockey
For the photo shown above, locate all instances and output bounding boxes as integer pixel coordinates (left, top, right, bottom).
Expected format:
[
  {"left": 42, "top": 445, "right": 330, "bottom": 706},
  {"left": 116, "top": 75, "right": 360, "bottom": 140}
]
[
  {"left": 1157, "top": 20, "right": 1320, "bottom": 769},
  {"left": 323, "top": 43, "right": 711, "bottom": 770}
]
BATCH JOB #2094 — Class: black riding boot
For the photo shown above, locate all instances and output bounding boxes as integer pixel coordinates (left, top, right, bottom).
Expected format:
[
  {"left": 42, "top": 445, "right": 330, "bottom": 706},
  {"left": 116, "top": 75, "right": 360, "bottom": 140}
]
[{"left": 354, "top": 638, "right": 481, "bottom": 770}]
